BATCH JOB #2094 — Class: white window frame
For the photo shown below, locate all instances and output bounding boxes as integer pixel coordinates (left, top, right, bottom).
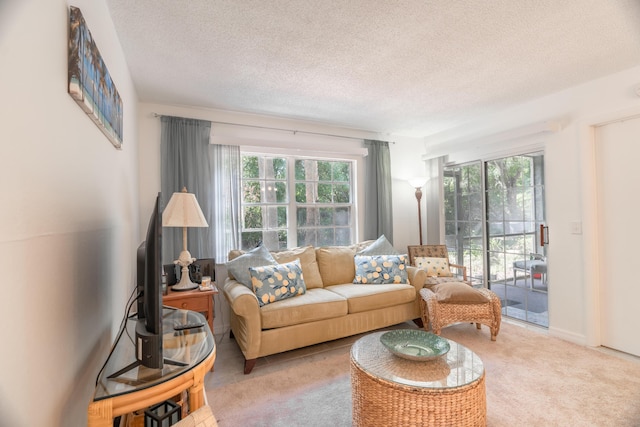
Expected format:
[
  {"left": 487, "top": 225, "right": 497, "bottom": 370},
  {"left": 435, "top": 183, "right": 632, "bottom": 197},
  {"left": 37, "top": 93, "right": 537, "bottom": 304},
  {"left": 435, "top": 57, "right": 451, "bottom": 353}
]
[{"left": 240, "top": 148, "right": 360, "bottom": 250}]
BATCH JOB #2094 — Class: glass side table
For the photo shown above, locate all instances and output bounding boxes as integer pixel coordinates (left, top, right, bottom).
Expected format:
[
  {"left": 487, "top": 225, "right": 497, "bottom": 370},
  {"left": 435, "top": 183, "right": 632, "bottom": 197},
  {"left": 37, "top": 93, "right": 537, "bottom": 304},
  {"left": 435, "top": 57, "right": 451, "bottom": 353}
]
[
  {"left": 88, "top": 308, "right": 215, "bottom": 427},
  {"left": 350, "top": 330, "right": 485, "bottom": 427}
]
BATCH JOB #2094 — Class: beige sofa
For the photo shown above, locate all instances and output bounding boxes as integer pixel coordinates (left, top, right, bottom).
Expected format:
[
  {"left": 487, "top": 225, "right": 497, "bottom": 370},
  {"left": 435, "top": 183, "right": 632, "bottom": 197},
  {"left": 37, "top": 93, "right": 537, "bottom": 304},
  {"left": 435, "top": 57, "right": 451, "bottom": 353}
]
[{"left": 222, "top": 242, "right": 426, "bottom": 374}]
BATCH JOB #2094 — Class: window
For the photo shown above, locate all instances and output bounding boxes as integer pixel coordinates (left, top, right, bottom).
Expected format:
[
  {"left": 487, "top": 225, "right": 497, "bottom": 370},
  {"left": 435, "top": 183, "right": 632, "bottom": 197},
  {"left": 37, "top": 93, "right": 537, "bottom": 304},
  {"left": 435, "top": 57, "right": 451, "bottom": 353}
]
[{"left": 241, "top": 154, "right": 355, "bottom": 250}]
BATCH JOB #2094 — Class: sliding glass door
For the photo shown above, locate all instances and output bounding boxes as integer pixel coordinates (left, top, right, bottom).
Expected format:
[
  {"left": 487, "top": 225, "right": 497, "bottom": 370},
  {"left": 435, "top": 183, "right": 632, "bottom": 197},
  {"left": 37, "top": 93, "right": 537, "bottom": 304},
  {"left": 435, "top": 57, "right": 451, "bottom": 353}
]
[{"left": 444, "top": 153, "right": 548, "bottom": 327}]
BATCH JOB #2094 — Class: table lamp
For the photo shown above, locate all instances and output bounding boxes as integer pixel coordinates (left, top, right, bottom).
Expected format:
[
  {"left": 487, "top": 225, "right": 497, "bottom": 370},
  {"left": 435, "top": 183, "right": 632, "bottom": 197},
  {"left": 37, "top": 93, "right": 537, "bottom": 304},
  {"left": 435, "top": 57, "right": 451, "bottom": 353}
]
[{"left": 162, "top": 187, "right": 209, "bottom": 291}]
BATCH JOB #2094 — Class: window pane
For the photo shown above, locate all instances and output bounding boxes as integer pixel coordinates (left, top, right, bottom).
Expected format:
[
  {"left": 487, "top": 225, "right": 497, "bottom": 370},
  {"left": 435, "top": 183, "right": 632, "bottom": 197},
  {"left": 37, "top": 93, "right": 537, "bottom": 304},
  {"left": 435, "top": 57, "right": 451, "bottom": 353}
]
[
  {"left": 241, "top": 231, "right": 262, "bottom": 250},
  {"left": 266, "top": 206, "right": 286, "bottom": 228},
  {"left": 318, "top": 161, "right": 331, "bottom": 181},
  {"left": 275, "top": 182, "right": 287, "bottom": 203},
  {"left": 243, "top": 206, "right": 262, "bottom": 229},
  {"left": 317, "top": 183, "right": 332, "bottom": 203},
  {"left": 295, "top": 159, "right": 306, "bottom": 180},
  {"left": 242, "top": 156, "right": 260, "bottom": 179},
  {"left": 296, "top": 183, "right": 315, "bottom": 203},
  {"left": 335, "top": 207, "right": 350, "bottom": 226},
  {"left": 243, "top": 181, "right": 262, "bottom": 203},
  {"left": 332, "top": 162, "right": 350, "bottom": 181},
  {"left": 297, "top": 229, "right": 316, "bottom": 247},
  {"left": 333, "top": 184, "right": 350, "bottom": 203},
  {"left": 318, "top": 228, "right": 334, "bottom": 246},
  {"left": 269, "top": 158, "right": 287, "bottom": 180},
  {"left": 277, "top": 206, "right": 287, "bottom": 228},
  {"left": 319, "top": 207, "right": 333, "bottom": 226},
  {"left": 335, "top": 228, "right": 351, "bottom": 245}
]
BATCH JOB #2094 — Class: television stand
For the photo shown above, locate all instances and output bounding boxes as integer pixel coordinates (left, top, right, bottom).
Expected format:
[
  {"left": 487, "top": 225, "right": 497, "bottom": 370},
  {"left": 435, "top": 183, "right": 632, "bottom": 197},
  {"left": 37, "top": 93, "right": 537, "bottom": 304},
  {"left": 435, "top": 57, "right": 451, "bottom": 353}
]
[{"left": 88, "top": 308, "right": 215, "bottom": 427}]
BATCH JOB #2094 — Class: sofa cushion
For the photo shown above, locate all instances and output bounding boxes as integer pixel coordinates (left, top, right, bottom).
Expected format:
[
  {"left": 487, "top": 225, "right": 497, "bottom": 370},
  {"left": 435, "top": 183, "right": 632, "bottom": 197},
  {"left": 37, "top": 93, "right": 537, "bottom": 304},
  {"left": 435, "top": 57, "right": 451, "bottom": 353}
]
[
  {"left": 325, "top": 283, "right": 416, "bottom": 314},
  {"left": 271, "top": 245, "right": 323, "bottom": 289},
  {"left": 415, "top": 256, "right": 453, "bottom": 277},
  {"left": 353, "top": 254, "right": 408, "bottom": 284},
  {"left": 249, "top": 259, "right": 307, "bottom": 307},
  {"left": 260, "top": 288, "right": 349, "bottom": 329},
  {"left": 226, "top": 245, "right": 277, "bottom": 288},
  {"left": 316, "top": 246, "right": 357, "bottom": 286},
  {"left": 356, "top": 234, "right": 399, "bottom": 256},
  {"left": 431, "top": 282, "right": 489, "bottom": 304}
]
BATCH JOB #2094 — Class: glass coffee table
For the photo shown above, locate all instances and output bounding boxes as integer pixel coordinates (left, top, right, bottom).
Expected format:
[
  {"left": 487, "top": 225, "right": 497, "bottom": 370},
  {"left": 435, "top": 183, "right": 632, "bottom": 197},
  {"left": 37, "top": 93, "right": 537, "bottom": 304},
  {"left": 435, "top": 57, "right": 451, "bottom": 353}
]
[{"left": 350, "top": 330, "right": 485, "bottom": 426}]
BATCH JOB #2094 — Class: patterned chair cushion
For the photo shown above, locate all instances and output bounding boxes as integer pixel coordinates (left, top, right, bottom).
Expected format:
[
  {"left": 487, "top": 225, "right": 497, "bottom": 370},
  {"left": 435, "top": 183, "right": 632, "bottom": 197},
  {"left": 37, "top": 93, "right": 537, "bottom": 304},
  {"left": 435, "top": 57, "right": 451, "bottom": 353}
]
[
  {"left": 249, "top": 259, "right": 307, "bottom": 307},
  {"left": 353, "top": 254, "right": 408, "bottom": 284},
  {"left": 415, "top": 256, "right": 453, "bottom": 277}
]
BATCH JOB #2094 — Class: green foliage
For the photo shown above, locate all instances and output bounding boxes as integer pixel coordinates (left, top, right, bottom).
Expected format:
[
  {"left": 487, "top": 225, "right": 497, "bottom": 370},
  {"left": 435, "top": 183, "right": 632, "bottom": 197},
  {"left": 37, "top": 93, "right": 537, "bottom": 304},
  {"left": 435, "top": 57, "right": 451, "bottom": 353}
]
[
  {"left": 242, "top": 156, "right": 259, "bottom": 179},
  {"left": 243, "top": 206, "right": 262, "bottom": 229},
  {"left": 317, "top": 183, "right": 332, "bottom": 202},
  {"left": 271, "top": 158, "right": 287, "bottom": 180},
  {"left": 318, "top": 161, "right": 331, "bottom": 181},
  {"left": 243, "top": 181, "right": 262, "bottom": 203},
  {"left": 295, "top": 160, "right": 306, "bottom": 180}
]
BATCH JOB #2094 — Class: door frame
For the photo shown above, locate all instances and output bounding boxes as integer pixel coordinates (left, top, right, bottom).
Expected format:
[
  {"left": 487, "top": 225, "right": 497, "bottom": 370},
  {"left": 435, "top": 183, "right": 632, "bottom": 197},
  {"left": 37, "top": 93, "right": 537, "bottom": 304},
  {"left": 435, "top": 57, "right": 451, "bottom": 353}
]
[{"left": 579, "top": 106, "right": 640, "bottom": 347}]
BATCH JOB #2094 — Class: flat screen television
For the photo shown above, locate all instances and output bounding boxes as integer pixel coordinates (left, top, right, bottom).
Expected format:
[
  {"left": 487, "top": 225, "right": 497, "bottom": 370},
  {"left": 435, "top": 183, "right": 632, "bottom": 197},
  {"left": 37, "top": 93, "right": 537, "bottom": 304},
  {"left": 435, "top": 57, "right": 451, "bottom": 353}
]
[
  {"left": 109, "top": 193, "right": 175, "bottom": 378},
  {"left": 134, "top": 192, "right": 164, "bottom": 369}
]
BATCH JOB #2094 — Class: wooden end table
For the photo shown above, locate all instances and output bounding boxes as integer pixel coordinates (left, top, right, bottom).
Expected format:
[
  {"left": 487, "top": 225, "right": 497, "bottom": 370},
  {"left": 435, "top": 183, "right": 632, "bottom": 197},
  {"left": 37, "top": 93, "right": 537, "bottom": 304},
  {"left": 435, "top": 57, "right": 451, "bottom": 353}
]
[{"left": 163, "top": 284, "right": 218, "bottom": 334}]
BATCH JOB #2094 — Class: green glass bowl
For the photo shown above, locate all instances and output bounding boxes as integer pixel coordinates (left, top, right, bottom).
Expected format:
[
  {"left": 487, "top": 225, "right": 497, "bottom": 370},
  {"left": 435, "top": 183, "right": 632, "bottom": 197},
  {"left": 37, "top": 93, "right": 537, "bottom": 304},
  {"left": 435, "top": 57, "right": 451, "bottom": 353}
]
[{"left": 380, "top": 329, "right": 451, "bottom": 361}]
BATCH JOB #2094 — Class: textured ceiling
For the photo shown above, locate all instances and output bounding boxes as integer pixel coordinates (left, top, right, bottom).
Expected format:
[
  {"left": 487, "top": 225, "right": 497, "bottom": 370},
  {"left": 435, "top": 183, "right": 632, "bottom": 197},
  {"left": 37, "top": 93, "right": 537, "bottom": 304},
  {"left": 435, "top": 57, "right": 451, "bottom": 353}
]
[{"left": 106, "top": 0, "right": 640, "bottom": 137}]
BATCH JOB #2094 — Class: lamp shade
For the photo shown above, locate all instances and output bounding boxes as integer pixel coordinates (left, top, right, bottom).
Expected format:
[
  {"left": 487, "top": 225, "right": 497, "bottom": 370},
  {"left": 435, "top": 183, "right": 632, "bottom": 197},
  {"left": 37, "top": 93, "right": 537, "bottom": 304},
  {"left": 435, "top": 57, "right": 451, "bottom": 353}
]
[
  {"left": 408, "top": 177, "right": 428, "bottom": 188},
  {"left": 162, "top": 188, "right": 209, "bottom": 228}
]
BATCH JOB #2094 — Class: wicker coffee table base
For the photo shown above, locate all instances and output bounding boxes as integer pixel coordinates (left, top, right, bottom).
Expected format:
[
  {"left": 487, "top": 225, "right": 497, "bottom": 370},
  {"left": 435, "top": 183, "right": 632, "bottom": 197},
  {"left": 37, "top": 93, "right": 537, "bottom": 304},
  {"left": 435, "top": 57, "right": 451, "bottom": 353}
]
[{"left": 351, "top": 358, "right": 486, "bottom": 427}]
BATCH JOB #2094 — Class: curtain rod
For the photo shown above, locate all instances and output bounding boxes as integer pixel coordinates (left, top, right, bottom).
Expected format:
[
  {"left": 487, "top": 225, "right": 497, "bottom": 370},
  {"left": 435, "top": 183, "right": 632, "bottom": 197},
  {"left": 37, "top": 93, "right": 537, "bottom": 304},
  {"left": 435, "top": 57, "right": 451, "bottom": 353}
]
[{"left": 152, "top": 113, "right": 394, "bottom": 143}]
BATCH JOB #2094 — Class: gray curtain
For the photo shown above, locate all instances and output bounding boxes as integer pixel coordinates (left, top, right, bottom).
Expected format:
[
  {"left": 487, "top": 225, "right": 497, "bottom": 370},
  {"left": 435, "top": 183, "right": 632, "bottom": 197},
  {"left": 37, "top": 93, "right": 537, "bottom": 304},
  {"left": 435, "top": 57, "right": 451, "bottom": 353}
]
[
  {"left": 363, "top": 139, "right": 393, "bottom": 243},
  {"left": 160, "top": 116, "right": 214, "bottom": 264}
]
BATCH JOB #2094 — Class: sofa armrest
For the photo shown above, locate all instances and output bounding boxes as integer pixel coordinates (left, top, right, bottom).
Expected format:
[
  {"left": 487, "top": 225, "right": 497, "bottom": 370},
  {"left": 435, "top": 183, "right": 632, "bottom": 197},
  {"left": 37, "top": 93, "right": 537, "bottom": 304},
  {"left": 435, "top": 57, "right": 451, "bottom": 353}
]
[
  {"left": 222, "top": 279, "right": 260, "bottom": 318},
  {"left": 222, "top": 279, "right": 263, "bottom": 361},
  {"left": 407, "top": 266, "right": 426, "bottom": 293}
]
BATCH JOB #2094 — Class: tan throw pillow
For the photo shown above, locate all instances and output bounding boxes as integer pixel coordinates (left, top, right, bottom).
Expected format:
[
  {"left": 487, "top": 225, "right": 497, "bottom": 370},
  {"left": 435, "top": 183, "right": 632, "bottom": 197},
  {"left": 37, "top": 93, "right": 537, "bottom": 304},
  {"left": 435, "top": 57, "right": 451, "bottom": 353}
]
[
  {"left": 316, "top": 246, "right": 357, "bottom": 286},
  {"left": 271, "top": 245, "right": 323, "bottom": 289},
  {"left": 415, "top": 256, "right": 453, "bottom": 277},
  {"left": 431, "top": 282, "right": 489, "bottom": 304}
]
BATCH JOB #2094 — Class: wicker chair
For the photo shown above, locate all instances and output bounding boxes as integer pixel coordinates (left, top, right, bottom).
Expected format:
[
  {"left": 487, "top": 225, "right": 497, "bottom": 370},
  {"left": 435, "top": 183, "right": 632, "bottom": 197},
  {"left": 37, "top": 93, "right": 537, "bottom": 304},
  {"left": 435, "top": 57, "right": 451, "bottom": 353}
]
[{"left": 407, "top": 245, "right": 502, "bottom": 341}]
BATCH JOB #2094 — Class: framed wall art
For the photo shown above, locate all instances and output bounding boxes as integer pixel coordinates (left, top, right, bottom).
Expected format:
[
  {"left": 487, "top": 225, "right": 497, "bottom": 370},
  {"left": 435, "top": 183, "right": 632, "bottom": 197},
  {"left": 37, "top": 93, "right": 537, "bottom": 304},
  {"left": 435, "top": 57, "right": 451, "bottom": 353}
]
[{"left": 68, "top": 6, "right": 123, "bottom": 149}]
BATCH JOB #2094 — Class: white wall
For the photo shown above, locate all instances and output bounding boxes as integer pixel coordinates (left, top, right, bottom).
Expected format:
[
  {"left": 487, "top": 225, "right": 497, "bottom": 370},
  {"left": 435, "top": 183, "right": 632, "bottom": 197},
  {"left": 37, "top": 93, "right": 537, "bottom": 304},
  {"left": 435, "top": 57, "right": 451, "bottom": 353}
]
[
  {"left": 427, "top": 66, "right": 640, "bottom": 345},
  {"left": 0, "top": 1, "right": 139, "bottom": 425}
]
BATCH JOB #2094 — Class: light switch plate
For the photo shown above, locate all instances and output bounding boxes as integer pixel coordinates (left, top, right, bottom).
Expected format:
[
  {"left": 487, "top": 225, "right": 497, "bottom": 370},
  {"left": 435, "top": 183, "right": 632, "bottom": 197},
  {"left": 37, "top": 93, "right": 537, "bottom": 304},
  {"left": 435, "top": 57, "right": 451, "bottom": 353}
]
[{"left": 571, "top": 221, "right": 582, "bottom": 234}]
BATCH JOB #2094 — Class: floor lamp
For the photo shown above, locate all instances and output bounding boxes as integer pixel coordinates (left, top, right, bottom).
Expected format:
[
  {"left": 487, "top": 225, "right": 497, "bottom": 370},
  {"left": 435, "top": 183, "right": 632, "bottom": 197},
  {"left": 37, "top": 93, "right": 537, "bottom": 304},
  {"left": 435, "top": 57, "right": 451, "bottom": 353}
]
[
  {"left": 408, "top": 178, "right": 427, "bottom": 245},
  {"left": 162, "top": 187, "right": 209, "bottom": 291}
]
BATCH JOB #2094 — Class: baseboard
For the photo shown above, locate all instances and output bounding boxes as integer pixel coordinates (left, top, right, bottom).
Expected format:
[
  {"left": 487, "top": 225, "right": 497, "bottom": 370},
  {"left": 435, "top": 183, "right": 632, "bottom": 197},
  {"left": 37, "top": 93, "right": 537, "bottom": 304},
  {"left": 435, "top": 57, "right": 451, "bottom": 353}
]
[{"left": 548, "top": 326, "right": 586, "bottom": 346}]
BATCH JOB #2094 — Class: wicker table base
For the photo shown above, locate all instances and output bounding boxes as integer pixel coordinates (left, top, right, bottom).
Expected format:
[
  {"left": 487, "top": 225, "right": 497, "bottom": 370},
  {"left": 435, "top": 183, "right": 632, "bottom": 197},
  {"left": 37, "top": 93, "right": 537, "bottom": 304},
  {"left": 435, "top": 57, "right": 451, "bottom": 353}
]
[{"left": 350, "top": 331, "right": 486, "bottom": 427}]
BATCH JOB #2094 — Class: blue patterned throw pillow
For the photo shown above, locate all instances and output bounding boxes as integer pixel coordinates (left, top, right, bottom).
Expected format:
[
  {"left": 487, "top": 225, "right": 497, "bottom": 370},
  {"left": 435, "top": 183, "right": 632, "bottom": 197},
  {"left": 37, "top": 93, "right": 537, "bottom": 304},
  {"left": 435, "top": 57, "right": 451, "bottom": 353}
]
[
  {"left": 353, "top": 254, "right": 408, "bottom": 284},
  {"left": 249, "top": 259, "right": 307, "bottom": 307}
]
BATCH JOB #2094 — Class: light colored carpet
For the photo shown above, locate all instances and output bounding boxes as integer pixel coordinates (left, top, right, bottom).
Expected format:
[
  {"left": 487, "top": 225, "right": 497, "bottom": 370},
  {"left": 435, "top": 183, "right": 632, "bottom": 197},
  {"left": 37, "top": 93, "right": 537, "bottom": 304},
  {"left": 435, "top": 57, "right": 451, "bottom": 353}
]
[{"left": 206, "top": 322, "right": 640, "bottom": 426}]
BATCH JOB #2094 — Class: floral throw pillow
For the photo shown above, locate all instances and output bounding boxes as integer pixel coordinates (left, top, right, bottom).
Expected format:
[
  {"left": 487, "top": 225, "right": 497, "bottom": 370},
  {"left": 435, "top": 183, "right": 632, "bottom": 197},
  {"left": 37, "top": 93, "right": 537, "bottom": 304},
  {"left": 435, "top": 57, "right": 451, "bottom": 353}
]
[
  {"left": 414, "top": 256, "right": 453, "bottom": 277},
  {"left": 353, "top": 254, "right": 408, "bottom": 284},
  {"left": 249, "top": 259, "right": 307, "bottom": 307}
]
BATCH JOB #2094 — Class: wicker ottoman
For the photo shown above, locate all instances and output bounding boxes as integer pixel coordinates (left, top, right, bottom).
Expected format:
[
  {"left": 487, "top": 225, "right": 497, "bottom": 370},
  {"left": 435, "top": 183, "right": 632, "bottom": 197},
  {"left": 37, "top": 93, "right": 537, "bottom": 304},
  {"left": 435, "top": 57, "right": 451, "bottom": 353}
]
[
  {"left": 420, "top": 286, "right": 502, "bottom": 341},
  {"left": 350, "top": 331, "right": 486, "bottom": 427}
]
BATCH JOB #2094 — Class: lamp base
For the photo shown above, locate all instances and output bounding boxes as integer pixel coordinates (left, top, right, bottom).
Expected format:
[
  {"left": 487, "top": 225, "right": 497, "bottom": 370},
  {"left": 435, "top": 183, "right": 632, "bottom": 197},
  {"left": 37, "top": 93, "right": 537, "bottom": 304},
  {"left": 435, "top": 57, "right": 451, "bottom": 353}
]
[{"left": 172, "top": 265, "right": 198, "bottom": 292}]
